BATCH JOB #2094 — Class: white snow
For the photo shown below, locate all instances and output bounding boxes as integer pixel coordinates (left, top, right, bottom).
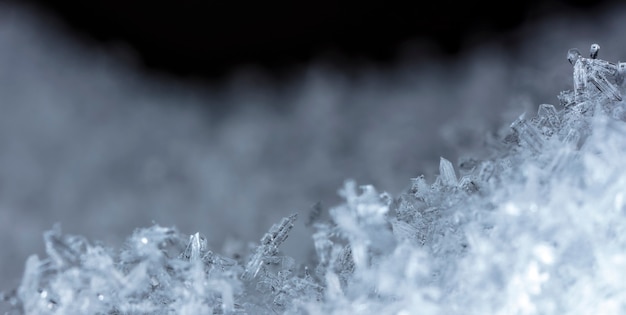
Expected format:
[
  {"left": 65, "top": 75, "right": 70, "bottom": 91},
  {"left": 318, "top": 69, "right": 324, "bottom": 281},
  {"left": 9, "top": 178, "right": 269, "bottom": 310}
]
[{"left": 3, "top": 2, "right": 626, "bottom": 314}]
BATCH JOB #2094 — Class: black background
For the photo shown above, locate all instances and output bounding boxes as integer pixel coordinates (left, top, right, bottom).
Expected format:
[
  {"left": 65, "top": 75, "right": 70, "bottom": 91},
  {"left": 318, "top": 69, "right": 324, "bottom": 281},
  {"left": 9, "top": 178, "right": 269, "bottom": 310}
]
[{"left": 14, "top": 0, "right": 617, "bottom": 82}]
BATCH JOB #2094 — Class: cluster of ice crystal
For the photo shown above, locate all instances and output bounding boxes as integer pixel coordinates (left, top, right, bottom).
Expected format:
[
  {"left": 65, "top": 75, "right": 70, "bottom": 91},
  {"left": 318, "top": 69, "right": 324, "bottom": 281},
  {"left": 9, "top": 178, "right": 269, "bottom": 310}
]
[{"left": 3, "top": 44, "right": 626, "bottom": 314}]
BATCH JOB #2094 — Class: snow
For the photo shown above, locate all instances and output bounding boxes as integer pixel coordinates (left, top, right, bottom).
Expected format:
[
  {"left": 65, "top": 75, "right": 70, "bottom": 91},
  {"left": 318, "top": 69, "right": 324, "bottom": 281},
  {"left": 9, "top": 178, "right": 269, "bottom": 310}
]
[{"left": 3, "top": 2, "right": 626, "bottom": 315}]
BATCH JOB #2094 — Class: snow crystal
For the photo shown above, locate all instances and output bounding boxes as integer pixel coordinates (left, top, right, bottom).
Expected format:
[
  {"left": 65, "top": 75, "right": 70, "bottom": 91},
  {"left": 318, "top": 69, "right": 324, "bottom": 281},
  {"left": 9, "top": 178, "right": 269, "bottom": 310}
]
[
  {"left": 590, "top": 43, "right": 600, "bottom": 59},
  {"left": 3, "top": 43, "right": 626, "bottom": 314}
]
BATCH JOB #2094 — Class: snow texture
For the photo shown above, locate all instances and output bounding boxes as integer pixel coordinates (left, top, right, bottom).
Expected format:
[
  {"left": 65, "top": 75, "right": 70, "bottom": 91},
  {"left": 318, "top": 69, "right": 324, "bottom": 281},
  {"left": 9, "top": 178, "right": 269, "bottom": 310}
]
[
  {"left": 4, "top": 2, "right": 626, "bottom": 314},
  {"left": 3, "top": 41, "right": 626, "bottom": 314}
]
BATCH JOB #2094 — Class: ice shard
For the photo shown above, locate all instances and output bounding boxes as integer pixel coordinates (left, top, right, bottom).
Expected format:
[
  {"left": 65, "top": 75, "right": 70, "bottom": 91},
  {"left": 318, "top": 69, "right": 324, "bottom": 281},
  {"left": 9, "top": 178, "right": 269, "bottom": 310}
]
[
  {"left": 510, "top": 114, "right": 545, "bottom": 154},
  {"left": 438, "top": 157, "right": 458, "bottom": 187},
  {"left": 241, "top": 214, "right": 298, "bottom": 281},
  {"left": 567, "top": 48, "right": 582, "bottom": 65},
  {"left": 571, "top": 49, "right": 622, "bottom": 102},
  {"left": 590, "top": 43, "right": 600, "bottom": 59},
  {"left": 536, "top": 104, "right": 561, "bottom": 136},
  {"left": 181, "top": 232, "right": 208, "bottom": 261}
]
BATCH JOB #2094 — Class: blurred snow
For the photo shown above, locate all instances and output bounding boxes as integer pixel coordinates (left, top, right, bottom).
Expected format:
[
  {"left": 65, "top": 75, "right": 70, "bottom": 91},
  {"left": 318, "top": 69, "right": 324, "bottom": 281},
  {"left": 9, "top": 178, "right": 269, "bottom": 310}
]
[{"left": 2, "top": 2, "right": 626, "bottom": 312}]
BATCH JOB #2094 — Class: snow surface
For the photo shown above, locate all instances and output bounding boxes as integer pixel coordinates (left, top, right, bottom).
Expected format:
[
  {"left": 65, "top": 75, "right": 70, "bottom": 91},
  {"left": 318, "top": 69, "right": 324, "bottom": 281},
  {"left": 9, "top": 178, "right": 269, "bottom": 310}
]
[{"left": 3, "top": 2, "right": 626, "bottom": 315}]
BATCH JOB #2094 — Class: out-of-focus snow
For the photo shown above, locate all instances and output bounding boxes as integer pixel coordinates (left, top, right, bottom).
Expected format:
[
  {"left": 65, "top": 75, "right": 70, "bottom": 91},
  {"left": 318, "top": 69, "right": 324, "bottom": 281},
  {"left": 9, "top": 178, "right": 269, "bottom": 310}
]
[{"left": 2, "top": 2, "right": 626, "bottom": 314}]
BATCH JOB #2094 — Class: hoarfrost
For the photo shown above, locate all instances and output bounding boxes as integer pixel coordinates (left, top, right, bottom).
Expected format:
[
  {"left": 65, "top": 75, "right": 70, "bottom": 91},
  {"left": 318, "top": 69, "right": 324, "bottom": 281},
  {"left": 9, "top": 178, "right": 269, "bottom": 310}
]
[{"left": 4, "top": 44, "right": 626, "bottom": 314}]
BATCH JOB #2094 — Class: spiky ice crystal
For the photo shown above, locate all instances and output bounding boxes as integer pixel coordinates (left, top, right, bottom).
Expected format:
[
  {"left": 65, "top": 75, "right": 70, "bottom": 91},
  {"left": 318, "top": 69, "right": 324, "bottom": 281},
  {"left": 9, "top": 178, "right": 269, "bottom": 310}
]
[{"left": 3, "top": 44, "right": 626, "bottom": 314}]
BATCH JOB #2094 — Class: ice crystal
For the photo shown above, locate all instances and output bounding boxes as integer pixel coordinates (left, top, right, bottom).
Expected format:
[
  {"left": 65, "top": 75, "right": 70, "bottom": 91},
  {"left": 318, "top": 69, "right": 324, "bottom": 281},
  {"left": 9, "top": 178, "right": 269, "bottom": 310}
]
[
  {"left": 241, "top": 213, "right": 297, "bottom": 282},
  {"left": 4, "top": 43, "right": 626, "bottom": 314}
]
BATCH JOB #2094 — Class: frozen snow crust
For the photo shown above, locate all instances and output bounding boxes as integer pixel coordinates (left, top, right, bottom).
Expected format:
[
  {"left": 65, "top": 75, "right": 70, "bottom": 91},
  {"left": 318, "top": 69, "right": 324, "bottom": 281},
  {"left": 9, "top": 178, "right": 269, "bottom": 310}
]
[{"left": 4, "top": 46, "right": 626, "bottom": 314}]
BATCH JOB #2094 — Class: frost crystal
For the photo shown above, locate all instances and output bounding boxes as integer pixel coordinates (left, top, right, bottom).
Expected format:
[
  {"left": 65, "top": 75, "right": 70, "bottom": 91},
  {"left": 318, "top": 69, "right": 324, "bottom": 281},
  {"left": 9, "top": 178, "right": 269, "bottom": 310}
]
[
  {"left": 241, "top": 214, "right": 297, "bottom": 281},
  {"left": 438, "top": 157, "right": 458, "bottom": 187},
  {"left": 590, "top": 43, "right": 600, "bottom": 59},
  {"left": 571, "top": 44, "right": 622, "bottom": 102},
  {"left": 4, "top": 43, "right": 626, "bottom": 314},
  {"left": 510, "top": 114, "right": 545, "bottom": 154}
]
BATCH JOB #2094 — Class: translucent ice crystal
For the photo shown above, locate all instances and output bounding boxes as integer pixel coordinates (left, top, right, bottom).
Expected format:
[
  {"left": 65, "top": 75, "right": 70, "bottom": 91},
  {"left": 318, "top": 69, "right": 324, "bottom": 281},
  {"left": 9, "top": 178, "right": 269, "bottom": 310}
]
[
  {"left": 241, "top": 214, "right": 297, "bottom": 282},
  {"left": 4, "top": 43, "right": 626, "bottom": 314},
  {"left": 536, "top": 104, "right": 560, "bottom": 137},
  {"left": 572, "top": 44, "right": 622, "bottom": 102},
  {"left": 438, "top": 157, "right": 458, "bottom": 187},
  {"left": 510, "top": 114, "right": 545, "bottom": 155}
]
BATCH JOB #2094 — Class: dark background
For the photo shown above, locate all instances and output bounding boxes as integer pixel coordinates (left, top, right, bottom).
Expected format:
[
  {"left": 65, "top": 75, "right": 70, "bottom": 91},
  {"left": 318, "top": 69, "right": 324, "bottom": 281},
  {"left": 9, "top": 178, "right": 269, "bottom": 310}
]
[{"left": 13, "top": 0, "right": 618, "bottom": 82}]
